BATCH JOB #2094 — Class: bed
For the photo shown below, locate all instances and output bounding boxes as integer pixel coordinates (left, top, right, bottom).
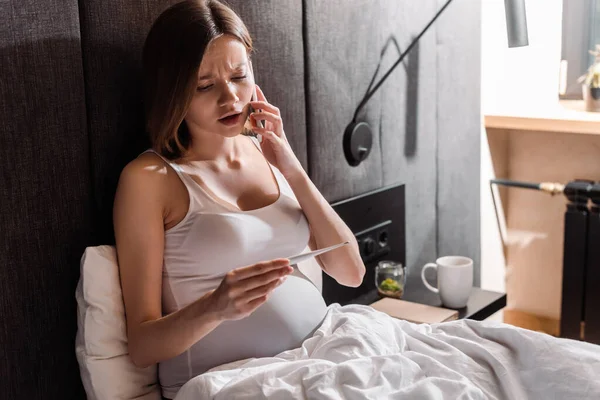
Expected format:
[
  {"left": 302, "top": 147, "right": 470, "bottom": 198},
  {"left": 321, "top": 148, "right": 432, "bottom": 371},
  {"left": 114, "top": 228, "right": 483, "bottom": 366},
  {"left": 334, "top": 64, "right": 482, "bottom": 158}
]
[{"left": 175, "top": 304, "right": 600, "bottom": 399}]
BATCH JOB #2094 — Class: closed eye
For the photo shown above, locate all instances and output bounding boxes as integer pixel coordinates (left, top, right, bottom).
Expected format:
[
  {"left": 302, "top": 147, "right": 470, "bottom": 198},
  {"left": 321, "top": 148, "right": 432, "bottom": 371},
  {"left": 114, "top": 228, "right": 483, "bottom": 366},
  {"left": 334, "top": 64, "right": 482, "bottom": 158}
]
[{"left": 197, "top": 76, "right": 247, "bottom": 92}]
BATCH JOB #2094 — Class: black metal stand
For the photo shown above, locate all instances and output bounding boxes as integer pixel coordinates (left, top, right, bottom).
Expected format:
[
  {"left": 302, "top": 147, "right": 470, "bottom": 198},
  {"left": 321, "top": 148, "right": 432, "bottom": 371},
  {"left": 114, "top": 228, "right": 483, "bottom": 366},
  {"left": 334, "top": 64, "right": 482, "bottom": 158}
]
[
  {"left": 560, "top": 181, "right": 591, "bottom": 340},
  {"left": 584, "top": 184, "right": 600, "bottom": 344},
  {"left": 560, "top": 180, "right": 600, "bottom": 343},
  {"left": 488, "top": 178, "right": 600, "bottom": 341}
]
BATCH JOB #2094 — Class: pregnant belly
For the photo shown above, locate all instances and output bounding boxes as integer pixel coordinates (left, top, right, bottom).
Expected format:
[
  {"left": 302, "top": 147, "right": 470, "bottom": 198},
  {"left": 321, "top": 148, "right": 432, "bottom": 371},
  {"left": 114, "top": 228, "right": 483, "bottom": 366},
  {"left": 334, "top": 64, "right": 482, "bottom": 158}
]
[{"left": 159, "top": 270, "right": 328, "bottom": 386}]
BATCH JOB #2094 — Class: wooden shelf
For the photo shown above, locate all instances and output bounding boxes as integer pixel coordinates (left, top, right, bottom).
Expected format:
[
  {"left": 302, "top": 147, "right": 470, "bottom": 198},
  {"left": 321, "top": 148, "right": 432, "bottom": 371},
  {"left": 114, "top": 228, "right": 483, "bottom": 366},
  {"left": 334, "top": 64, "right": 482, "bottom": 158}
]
[
  {"left": 351, "top": 288, "right": 506, "bottom": 321},
  {"left": 484, "top": 100, "right": 600, "bottom": 135}
]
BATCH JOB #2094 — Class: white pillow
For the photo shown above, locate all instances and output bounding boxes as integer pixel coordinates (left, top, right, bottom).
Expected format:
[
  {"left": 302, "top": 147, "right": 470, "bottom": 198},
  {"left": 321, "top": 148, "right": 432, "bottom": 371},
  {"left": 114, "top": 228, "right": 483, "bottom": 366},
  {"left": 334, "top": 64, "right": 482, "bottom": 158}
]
[{"left": 75, "top": 245, "right": 161, "bottom": 400}]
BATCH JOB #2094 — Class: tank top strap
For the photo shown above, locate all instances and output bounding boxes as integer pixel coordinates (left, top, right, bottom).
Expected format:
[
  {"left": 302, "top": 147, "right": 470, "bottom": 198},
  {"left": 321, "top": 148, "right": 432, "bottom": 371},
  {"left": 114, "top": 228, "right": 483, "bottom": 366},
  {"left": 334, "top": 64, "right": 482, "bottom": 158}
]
[
  {"left": 249, "top": 134, "right": 262, "bottom": 148},
  {"left": 141, "top": 149, "right": 207, "bottom": 203}
]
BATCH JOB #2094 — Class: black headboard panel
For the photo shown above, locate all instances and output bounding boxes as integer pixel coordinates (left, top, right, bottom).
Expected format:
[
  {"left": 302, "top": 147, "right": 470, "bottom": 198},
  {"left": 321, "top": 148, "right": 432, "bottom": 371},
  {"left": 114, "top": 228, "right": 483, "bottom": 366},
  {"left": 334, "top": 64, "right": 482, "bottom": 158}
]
[
  {"left": 0, "top": 1, "right": 93, "bottom": 398},
  {"left": 325, "top": 184, "right": 406, "bottom": 305}
]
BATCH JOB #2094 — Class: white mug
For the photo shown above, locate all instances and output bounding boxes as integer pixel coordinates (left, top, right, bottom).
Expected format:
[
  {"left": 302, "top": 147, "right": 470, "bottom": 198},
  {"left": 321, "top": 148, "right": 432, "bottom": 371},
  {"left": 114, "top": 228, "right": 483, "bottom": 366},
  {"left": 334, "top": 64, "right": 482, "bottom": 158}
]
[{"left": 421, "top": 256, "right": 473, "bottom": 309}]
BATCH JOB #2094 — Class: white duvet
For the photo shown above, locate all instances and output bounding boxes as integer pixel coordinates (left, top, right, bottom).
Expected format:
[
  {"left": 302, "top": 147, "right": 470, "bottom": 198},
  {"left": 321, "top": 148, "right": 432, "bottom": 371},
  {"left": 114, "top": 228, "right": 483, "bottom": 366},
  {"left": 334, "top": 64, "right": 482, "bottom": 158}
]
[{"left": 175, "top": 304, "right": 600, "bottom": 399}]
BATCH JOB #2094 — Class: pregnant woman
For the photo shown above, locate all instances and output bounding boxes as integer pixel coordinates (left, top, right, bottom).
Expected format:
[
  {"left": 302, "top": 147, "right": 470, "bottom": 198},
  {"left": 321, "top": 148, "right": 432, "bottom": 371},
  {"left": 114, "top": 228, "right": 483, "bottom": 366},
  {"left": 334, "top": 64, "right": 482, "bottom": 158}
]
[{"left": 112, "top": 1, "right": 365, "bottom": 398}]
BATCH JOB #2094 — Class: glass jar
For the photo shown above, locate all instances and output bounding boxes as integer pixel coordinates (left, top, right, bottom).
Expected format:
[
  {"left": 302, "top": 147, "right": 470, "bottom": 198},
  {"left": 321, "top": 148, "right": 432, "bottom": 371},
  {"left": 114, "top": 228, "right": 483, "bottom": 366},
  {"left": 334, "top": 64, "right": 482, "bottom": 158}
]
[{"left": 375, "top": 260, "right": 405, "bottom": 299}]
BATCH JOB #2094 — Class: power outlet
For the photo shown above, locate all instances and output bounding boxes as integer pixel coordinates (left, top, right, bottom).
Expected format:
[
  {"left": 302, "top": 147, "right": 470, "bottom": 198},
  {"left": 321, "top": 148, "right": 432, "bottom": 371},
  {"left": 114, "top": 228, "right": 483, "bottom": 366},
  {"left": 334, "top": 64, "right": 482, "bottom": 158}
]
[
  {"left": 325, "top": 183, "right": 405, "bottom": 306},
  {"left": 355, "top": 220, "right": 391, "bottom": 263}
]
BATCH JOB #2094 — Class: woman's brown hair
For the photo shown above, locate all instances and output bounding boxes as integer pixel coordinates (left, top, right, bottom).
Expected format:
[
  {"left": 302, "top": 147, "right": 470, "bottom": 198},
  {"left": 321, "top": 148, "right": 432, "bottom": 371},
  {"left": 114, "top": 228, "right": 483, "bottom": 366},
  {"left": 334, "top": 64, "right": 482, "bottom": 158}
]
[{"left": 142, "top": 0, "right": 253, "bottom": 160}]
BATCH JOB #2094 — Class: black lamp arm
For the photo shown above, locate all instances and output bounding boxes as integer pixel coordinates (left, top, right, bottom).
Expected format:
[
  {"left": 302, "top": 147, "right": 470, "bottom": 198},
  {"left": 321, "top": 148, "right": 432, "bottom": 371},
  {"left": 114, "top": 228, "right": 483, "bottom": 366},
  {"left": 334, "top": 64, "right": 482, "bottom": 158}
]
[{"left": 352, "top": 0, "right": 455, "bottom": 122}]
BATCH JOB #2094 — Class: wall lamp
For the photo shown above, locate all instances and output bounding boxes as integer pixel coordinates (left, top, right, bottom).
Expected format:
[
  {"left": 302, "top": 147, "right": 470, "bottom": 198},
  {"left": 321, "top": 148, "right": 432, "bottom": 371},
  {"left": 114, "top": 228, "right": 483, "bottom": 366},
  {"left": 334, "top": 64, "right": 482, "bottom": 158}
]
[{"left": 344, "top": 0, "right": 529, "bottom": 166}]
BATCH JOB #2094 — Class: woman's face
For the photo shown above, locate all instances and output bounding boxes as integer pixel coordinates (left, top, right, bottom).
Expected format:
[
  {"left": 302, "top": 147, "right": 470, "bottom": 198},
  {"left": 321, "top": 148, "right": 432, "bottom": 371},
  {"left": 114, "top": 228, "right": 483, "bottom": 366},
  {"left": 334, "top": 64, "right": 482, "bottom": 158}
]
[{"left": 185, "top": 34, "right": 254, "bottom": 139}]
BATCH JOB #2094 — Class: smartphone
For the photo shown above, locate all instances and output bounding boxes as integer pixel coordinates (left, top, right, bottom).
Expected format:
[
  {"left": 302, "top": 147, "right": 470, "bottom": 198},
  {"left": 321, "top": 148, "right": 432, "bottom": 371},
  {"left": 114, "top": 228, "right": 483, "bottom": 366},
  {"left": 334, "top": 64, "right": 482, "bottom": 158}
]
[
  {"left": 248, "top": 87, "right": 265, "bottom": 130},
  {"left": 242, "top": 61, "right": 264, "bottom": 138}
]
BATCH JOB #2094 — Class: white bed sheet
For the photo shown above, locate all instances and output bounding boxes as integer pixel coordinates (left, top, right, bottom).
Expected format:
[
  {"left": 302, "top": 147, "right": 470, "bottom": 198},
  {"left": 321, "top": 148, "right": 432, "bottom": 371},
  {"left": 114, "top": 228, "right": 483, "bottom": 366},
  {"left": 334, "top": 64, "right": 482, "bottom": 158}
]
[{"left": 175, "top": 303, "right": 600, "bottom": 399}]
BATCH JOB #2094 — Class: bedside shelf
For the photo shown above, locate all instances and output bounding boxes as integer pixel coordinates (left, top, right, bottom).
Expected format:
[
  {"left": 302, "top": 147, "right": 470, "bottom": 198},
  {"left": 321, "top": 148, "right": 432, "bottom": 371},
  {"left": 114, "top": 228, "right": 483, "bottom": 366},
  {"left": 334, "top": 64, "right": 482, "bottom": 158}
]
[
  {"left": 485, "top": 100, "right": 600, "bottom": 136},
  {"left": 351, "top": 287, "right": 506, "bottom": 321}
]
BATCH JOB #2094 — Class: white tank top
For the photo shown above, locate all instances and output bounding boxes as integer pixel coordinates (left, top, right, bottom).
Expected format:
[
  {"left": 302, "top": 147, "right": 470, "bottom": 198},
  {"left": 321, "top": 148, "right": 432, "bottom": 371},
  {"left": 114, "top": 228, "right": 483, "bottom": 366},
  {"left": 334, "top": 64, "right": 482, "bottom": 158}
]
[{"left": 142, "top": 137, "right": 328, "bottom": 399}]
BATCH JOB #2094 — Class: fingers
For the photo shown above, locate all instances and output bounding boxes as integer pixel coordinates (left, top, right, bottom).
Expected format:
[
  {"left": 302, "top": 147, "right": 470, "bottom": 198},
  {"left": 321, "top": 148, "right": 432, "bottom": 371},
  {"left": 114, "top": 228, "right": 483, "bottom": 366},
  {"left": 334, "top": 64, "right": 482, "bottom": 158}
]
[
  {"left": 255, "top": 84, "right": 267, "bottom": 103},
  {"left": 250, "top": 85, "right": 281, "bottom": 134},
  {"left": 236, "top": 264, "right": 292, "bottom": 292},
  {"left": 251, "top": 111, "right": 281, "bottom": 127},
  {"left": 249, "top": 100, "right": 279, "bottom": 116},
  {"left": 252, "top": 126, "right": 281, "bottom": 142},
  {"left": 228, "top": 258, "right": 290, "bottom": 282},
  {"left": 245, "top": 294, "right": 268, "bottom": 311},
  {"left": 250, "top": 111, "right": 284, "bottom": 140},
  {"left": 225, "top": 262, "right": 292, "bottom": 313},
  {"left": 243, "top": 276, "right": 286, "bottom": 302}
]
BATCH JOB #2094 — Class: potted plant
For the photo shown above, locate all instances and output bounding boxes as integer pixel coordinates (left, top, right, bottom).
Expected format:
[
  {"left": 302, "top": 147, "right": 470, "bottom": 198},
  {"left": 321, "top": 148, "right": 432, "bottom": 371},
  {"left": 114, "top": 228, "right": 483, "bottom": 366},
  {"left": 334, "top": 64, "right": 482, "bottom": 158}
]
[{"left": 578, "top": 44, "right": 600, "bottom": 112}]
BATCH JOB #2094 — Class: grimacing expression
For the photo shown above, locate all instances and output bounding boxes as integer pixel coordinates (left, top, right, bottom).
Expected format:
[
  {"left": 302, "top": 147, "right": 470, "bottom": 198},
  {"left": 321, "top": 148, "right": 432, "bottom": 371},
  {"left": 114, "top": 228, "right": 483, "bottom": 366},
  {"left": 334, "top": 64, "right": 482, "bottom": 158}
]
[{"left": 184, "top": 35, "right": 254, "bottom": 138}]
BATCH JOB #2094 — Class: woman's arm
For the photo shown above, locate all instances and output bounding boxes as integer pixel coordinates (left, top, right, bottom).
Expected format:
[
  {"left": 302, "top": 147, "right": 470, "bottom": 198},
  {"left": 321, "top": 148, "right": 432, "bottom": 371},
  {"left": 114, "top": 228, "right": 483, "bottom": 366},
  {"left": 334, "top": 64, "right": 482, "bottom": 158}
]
[
  {"left": 288, "top": 170, "right": 365, "bottom": 287},
  {"left": 248, "top": 85, "right": 365, "bottom": 288},
  {"left": 113, "top": 157, "right": 223, "bottom": 368}
]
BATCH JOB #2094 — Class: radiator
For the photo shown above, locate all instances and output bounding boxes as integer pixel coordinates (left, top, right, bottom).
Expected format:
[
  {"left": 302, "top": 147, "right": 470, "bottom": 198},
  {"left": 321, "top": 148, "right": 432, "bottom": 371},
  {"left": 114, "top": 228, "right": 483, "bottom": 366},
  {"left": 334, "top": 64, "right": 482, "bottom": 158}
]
[{"left": 491, "top": 179, "right": 600, "bottom": 344}]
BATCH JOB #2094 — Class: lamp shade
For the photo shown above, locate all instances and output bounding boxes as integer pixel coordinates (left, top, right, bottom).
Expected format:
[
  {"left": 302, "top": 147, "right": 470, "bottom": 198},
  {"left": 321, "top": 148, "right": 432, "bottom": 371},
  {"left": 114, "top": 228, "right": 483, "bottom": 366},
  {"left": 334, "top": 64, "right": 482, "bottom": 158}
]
[{"left": 504, "top": 0, "right": 529, "bottom": 48}]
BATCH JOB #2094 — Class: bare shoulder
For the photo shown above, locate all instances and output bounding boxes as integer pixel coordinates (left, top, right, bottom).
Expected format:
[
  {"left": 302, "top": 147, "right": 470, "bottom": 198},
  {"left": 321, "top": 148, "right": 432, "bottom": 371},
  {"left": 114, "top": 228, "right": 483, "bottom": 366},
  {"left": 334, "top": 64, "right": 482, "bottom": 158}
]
[
  {"left": 114, "top": 152, "right": 174, "bottom": 215},
  {"left": 118, "top": 152, "right": 171, "bottom": 193},
  {"left": 121, "top": 152, "right": 169, "bottom": 180}
]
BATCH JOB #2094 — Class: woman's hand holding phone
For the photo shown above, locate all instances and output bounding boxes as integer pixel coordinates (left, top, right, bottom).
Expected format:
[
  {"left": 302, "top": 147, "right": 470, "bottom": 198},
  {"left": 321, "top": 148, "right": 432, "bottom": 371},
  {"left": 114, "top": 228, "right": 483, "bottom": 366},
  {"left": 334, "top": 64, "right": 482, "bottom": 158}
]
[
  {"left": 248, "top": 85, "right": 305, "bottom": 182},
  {"left": 208, "top": 258, "right": 293, "bottom": 321},
  {"left": 248, "top": 88, "right": 264, "bottom": 130}
]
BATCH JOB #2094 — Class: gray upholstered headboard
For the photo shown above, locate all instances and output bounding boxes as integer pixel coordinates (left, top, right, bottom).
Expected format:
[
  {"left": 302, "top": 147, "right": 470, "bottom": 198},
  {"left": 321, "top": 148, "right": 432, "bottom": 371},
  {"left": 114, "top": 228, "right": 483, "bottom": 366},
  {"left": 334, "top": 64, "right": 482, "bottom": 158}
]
[{"left": 0, "top": 0, "right": 481, "bottom": 397}]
